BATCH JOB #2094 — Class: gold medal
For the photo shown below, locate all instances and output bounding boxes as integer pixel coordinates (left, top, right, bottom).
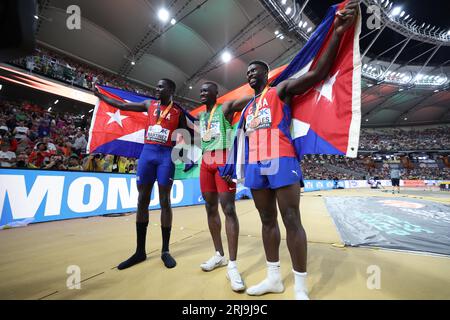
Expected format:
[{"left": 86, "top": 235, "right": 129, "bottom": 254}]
[
  {"left": 247, "top": 86, "right": 269, "bottom": 131},
  {"left": 250, "top": 117, "right": 261, "bottom": 129},
  {"left": 153, "top": 100, "right": 173, "bottom": 132},
  {"left": 202, "top": 104, "right": 218, "bottom": 142}
]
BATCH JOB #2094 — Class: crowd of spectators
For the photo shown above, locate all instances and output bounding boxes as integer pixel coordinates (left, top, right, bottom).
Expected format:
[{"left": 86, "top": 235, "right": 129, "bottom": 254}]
[
  {"left": 359, "top": 127, "right": 450, "bottom": 151},
  {"left": 0, "top": 100, "right": 137, "bottom": 173},
  {"left": 2, "top": 48, "right": 449, "bottom": 180},
  {"left": 1, "top": 98, "right": 449, "bottom": 180},
  {"left": 11, "top": 46, "right": 198, "bottom": 110}
]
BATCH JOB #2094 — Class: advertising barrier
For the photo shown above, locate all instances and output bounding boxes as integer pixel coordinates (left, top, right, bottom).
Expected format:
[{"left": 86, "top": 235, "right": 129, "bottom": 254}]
[{"left": 1, "top": 169, "right": 446, "bottom": 227}]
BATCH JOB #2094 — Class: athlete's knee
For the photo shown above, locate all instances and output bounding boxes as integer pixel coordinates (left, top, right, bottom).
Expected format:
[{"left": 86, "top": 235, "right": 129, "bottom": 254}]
[
  {"left": 281, "top": 207, "right": 300, "bottom": 229},
  {"left": 205, "top": 201, "right": 218, "bottom": 215},
  {"left": 136, "top": 210, "right": 148, "bottom": 221},
  {"left": 222, "top": 202, "right": 236, "bottom": 217},
  {"left": 137, "top": 189, "right": 151, "bottom": 206},
  {"left": 159, "top": 194, "right": 171, "bottom": 208},
  {"left": 259, "top": 210, "right": 277, "bottom": 226}
]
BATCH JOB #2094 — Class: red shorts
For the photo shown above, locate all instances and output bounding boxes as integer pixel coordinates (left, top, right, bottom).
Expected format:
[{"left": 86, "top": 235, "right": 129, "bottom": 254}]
[{"left": 200, "top": 149, "right": 236, "bottom": 193}]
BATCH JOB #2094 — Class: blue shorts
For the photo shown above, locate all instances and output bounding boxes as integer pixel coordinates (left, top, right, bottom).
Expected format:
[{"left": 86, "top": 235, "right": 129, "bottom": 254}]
[
  {"left": 244, "top": 157, "right": 302, "bottom": 190},
  {"left": 136, "top": 144, "right": 175, "bottom": 186}
]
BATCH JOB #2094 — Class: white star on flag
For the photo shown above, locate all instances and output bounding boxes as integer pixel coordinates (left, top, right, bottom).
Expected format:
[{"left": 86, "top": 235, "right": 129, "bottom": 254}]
[
  {"left": 106, "top": 110, "right": 128, "bottom": 127},
  {"left": 316, "top": 70, "right": 339, "bottom": 103}
]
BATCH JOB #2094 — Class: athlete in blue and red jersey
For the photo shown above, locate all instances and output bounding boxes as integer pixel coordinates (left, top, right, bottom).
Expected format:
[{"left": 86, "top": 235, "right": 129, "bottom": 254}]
[
  {"left": 95, "top": 78, "right": 189, "bottom": 270},
  {"left": 226, "top": 1, "right": 358, "bottom": 299}
]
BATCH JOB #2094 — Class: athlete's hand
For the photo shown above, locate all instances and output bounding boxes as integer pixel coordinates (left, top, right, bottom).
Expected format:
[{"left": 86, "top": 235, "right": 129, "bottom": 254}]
[
  {"left": 334, "top": 0, "right": 359, "bottom": 37},
  {"left": 222, "top": 175, "right": 233, "bottom": 184}
]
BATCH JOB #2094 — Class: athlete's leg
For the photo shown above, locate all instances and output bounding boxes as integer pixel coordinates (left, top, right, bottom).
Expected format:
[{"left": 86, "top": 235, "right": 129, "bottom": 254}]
[
  {"left": 199, "top": 156, "right": 228, "bottom": 271},
  {"left": 252, "top": 188, "right": 279, "bottom": 262},
  {"left": 246, "top": 188, "right": 284, "bottom": 296},
  {"left": 118, "top": 154, "right": 156, "bottom": 270},
  {"left": 276, "top": 182, "right": 309, "bottom": 300},
  {"left": 218, "top": 190, "right": 245, "bottom": 291},
  {"left": 275, "top": 183, "right": 307, "bottom": 272},
  {"left": 218, "top": 192, "right": 238, "bottom": 261},
  {"left": 157, "top": 154, "right": 177, "bottom": 268},
  {"left": 203, "top": 191, "right": 224, "bottom": 256}
]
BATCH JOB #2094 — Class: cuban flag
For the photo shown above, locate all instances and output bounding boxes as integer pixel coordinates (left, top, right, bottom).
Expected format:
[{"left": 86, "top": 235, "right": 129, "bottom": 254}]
[
  {"left": 87, "top": 85, "right": 196, "bottom": 159},
  {"left": 220, "top": 1, "right": 361, "bottom": 180}
]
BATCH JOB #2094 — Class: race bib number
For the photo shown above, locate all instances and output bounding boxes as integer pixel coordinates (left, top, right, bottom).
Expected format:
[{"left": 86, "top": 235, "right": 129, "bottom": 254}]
[
  {"left": 209, "top": 121, "right": 221, "bottom": 137},
  {"left": 245, "top": 108, "right": 272, "bottom": 131},
  {"left": 201, "top": 121, "right": 221, "bottom": 139},
  {"left": 146, "top": 126, "right": 170, "bottom": 143}
]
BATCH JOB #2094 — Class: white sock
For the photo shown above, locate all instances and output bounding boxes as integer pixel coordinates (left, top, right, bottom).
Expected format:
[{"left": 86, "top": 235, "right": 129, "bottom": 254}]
[
  {"left": 228, "top": 260, "right": 237, "bottom": 269},
  {"left": 293, "top": 270, "right": 309, "bottom": 300},
  {"left": 246, "top": 261, "right": 284, "bottom": 296},
  {"left": 266, "top": 261, "right": 281, "bottom": 281}
]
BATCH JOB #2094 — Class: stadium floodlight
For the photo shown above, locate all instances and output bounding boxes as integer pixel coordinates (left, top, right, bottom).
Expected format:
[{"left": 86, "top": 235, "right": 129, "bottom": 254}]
[
  {"left": 307, "top": 27, "right": 313, "bottom": 33},
  {"left": 170, "top": 18, "right": 176, "bottom": 25},
  {"left": 221, "top": 51, "right": 232, "bottom": 63},
  {"left": 189, "top": 86, "right": 193, "bottom": 90},
  {"left": 391, "top": 6, "right": 402, "bottom": 17},
  {"left": 0, "top": 84, "right": 2, "bottom": 90},
  {"left": 89, "top": 109, "right": 94, "bottom": 113},
  {"left": 158, "top": 8, "right": 170, "bottom": 22},
  {"left": 34, "top": 15, "right": 39, "bottom": 20},
  {"left": 285, "top": 7, "right": 292, "bottom": 15},
  {"left": 303, "top": 21, "right": 308, "bottom": 28},
  {"left": 298, "top": 21, "right": 303, "bottom": 28},
  {"left": 54, "top": 100, "right": 59, "bottom": 104},
  {"left": 281, "top": 0, "right": 287, "bottom": 5},
  {"left": 404, "top": 14, "right": 410, "bottom": 20},
  {"left": 274, "top": 30, "right": 279, "bottom": 35},
  {"left": 447, "top": 30, "right": 450, "bottom": 35},
  {"left": 400, "top": 11, "right": 405, "bottom": 18},
  {"left": 280, "top": 35, "right": 285, "bottom": 40},
  {"left": 131, "top": 61, "right": 136, "bottom": 66}
]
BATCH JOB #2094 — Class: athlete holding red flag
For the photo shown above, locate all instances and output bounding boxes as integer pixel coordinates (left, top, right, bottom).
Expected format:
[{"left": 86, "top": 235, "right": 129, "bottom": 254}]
[
  {"left": 223, "top": 1, "right": 359, "bottom": 300},
  {"left": 95, "top": 78, "right": 189, "bottom": 270}
]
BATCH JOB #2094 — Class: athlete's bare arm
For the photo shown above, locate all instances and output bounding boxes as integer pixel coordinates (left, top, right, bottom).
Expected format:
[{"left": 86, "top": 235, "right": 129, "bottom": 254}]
[
  {"left": 276, "top": 0, "right": 359, "bottom": 105},
  {"left": 222, "top": 95, "right": 253, "bottom": 123},
  {"left": 177, "top": 109, "right": 188, "bottom": 130},
  {"left": 94, "top": 87, "right": 149, "bottom": 112}
]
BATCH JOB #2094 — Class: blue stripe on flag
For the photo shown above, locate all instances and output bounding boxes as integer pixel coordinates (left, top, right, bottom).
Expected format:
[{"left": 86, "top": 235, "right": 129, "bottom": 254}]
[{"left": 272, "top": 5, "right": 337, "bottom": 85}]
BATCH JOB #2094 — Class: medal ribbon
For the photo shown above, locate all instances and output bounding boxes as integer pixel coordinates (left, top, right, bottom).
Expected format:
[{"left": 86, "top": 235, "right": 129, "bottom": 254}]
[
  {"left": 155, "top": 101, "right": 173, "bottom": 125},
  {"left": 206, "top": 104, "right": 218, "bottom": 131},
  {"left": 251, "top": 86, "right": 270, "bottom": 119}
]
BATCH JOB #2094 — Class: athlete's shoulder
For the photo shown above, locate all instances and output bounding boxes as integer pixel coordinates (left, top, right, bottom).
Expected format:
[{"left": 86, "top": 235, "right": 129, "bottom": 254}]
[{"left": 171, "top": 103, "right": 185, "bottom": 117}]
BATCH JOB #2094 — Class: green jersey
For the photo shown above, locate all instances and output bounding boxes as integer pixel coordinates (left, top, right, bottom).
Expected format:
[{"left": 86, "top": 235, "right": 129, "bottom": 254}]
[{"left": 199, "top": 105, "right": 233, "bottom": 152}]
